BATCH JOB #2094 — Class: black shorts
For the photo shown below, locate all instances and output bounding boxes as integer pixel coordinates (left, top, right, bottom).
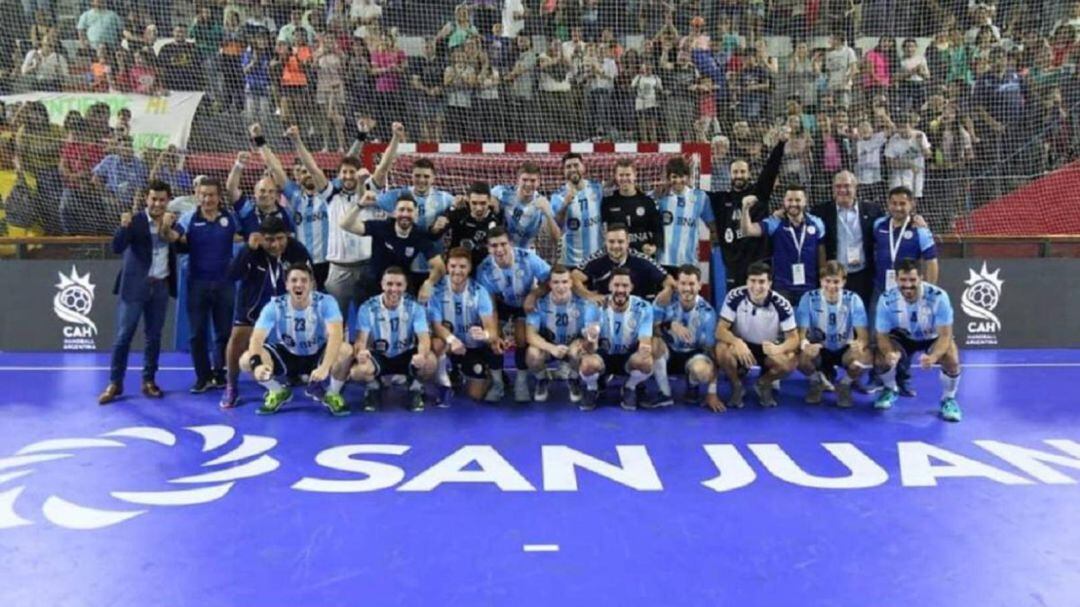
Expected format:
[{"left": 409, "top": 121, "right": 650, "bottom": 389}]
[
  {"left": 888, "top": 330, "right": 937, "bottom": 365},
  {"left": 737, "top": 342, "right": 771, "bottom": 374},
  {"left": 449, "top": 345, "right": 497, "bottom": 379},
  {"left": 267, "top": 343, "right": 324, "bottom": 377},
  {"left": 600, "top": 351, "right": 632, "bottom": 377},
  {"left": 313, "top": 262, "right": 330, "bottom": 292},
  {"left": 667, "top": 349, "right": 710, "bottom": 375},
  {"left": 815, "top": 345, "right": 850, "bottom": 372},
  {"left": 372, "top": 348, "right": 418, "bottom": 378},
  {"left": 496, "top": 301, "right": 526, "bottom": 322}
]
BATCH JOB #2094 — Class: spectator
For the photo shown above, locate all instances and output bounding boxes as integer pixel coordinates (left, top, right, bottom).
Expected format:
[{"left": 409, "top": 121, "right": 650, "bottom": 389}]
[
  {"left": 350, "top": 0, "right": 383, "bottom": 39},
  {"left": 315, "top": 35, "right": 347, "bottom": 152},
  {"left": 709, "top": 135, "right": 732, "bottom": 192},
  {"left": 277, "top": 9, "right": 316, "bottom": 44},
  {"left": 120, "top": 8, "right": 149, "bottom": 55},
  {"left": 77, "top": 0, "right": 122, "bottom": 50},
  {"left": 129, "top": 49, "right": 158, "bottom": 95},
  {"left": 443, "top": 47, "right": 475, "bottom": 141},
  {"left": 505, "top": 35, "right": 539, "bottom": 141},
  {"left": 538, "top": 37, "right": 574, "bottom": 140},
  {"left": 19, "top": 34, "right": 67, "bottom": 91},
  {"left": 824, "top": 33, "right": 859, "bottom": 108},
  {"left": 787, "top": 40, "right": 821, "bottom": 108},
  {"left": 862, "top": 36, "right": 895, "bottom": 105},
  {"left": 737, "top": 50, "right": 773, "bottom": 122},
  {"left": 660, "top": 48, "right": 699, "bottom": 141},
  {"left": 476, "top": 54, "right": 503, "bottom": 141},
  {"left": 279, "top": 38, "right": 314, "bottom": 143},
  {"left": 926, "top": 30, "right": 951, "bottom": 84},
  {"left": 242, "top": 33, "right": 272, "bottom": 126},
  {"left": 370, "top": 33, "right": 407, "bottom": 139},
  {"left": 244, "top": 2, "right": 277, "bottom": 38},
  {"left": 28, "top": 9, "right": 55, "bottom": 49},
  {"left": 408, "top": 37, "right": 445, "bottom": 142},
  {"left": 438, "top": 4, "right": 479, "bottom": 50},
  {"left": 946, "top": 27, "right": 974, "bottom": 86},
  {"left": 149, "top": 145, "right": 193, "bottom": 198},
  {"left": 157, "top": 25, "right": 200, "bottom": 91},
  {"left": 58, "top": 114, "right": 107, "bottom": 234},
  {"left": 884, "top": 112, "right": 932, "bottom": 201},
  {"left": 583, "top": 42, "right": 617, "bottom": 139},
  {"left": 92, "top": 134, "right": 149, "bottom": 213},
  {"left": 971, "top": 48, "right": 1023, "bottom": 205},
  {"left": 631, "top": 59, "right": 662, "bottom": 142},
  {"left": 811, "top": 114, "right": 853, "bottom": 206},
  {"left": 110, "top": 48, "right": 132, "bottom": 92},
  {"left": 854, "top": 109, "right": 894, "bottom": 205},
  {"left": 925, "top": 103, "right": 973, "bottom": 232},
  {"left": 14, "top": 101, "right": 64, "bottom": 233},
  {"left": 190, "top": 6, "right": 223, "bottom": 104},
  {"left": 896, "top": 38, "right": 931, "bottom": 114},
  {"left": 966, "top": 5, "right": 1001, "bottom": 44}
]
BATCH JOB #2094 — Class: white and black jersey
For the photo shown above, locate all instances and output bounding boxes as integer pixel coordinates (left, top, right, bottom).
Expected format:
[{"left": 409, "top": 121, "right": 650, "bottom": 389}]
[
  {"left": 444, "top": 206, "right": 506, "bottom": 270},
  {"left": 719, "top": 287, "right": 796, "bottom": 345},
  {"left": 578, "top": 250, "right": 668, "bottom": 301},
  {"left": 601, "top": 191, "right": 663, "bottom": 256}
]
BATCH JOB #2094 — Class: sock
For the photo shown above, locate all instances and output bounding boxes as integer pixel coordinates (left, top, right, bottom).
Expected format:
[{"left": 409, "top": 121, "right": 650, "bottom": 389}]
[
  {"left": 436, "top": 354, "right": 451, "bottom": 387},
  {"left": 514, "top": 345, "right": 528, "bottom": 370},
  {"left": 880, "top": 364, "right": 898, "bottom": 391},
  {"left": 532, "top": 368, "right": 547, "bottom": 380},
  {"left": 259, "top": 378, "right": 283, "bottom": 392},
  {"left": 706, "top": 380, "right": 718, "bottom": 395},
  {"left": 653, "top": 356, "right": 671, "bottom": 396},
  {"left": 840, "top": 375, "right": 854, "bottom": 386},
  {"left": 366, "top": 380, "right": 380, "bottom": 392},
  {"left": 626, "top": 369, "right": 652, "bottom": 389},
  {"left": 328, "top": 377, "right": 345, "bottom": 395},
  {"left": 940, "top": 370, "right": 960, "bottom": 399},
  {"left": 582, "top": 372, "right": 599, "bottom": 390},
  {"left": 809, "top": 371, "right": 824, "bottom": 385},
  {"left": 410, "top": 379, "right": 422, "bottom": 392}
]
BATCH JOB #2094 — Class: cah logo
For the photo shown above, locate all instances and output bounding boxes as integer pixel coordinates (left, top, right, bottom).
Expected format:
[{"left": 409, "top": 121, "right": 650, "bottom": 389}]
[
  {"left": 0, "top": 425, "right": 277, "bottom": 531},
  {"left": 961, "top": 262, "right": 1004, "bottom": 346},
  {"left": 54, "top": 266, "right": 97, "bottom": 351}
]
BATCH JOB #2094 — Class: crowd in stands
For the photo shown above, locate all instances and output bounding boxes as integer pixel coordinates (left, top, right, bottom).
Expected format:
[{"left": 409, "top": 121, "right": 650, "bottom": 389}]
[{"left": 0, "top": 0, "right": 1078, "bottom": 237}]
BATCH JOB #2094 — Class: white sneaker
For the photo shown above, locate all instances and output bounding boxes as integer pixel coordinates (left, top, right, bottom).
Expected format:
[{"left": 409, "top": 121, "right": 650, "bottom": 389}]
[{"left": 514, "top": 371, "right": 531, "bottom": 403}]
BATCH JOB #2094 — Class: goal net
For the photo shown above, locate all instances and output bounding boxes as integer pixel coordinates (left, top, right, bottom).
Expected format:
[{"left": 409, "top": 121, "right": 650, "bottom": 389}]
[{"left": 0, "top": 1, "right": 1076, "bottom": 240}]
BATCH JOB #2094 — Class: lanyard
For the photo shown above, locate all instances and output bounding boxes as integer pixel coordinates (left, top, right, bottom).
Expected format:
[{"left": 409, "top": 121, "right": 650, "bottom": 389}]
[
  {"left": 267, "top": 257, "right": 282, "bottom": 292},
  {"left": 786, "top": 221, "right": 808, "bottom": 256},
  {"left": 887, "top": 215, "right": 912, "bottom": 265}
]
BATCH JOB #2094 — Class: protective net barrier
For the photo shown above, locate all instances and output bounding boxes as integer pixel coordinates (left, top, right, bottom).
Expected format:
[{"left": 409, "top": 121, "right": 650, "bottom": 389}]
[{"left": 0, "top": 1, "right": 1078, "bottom": 239}]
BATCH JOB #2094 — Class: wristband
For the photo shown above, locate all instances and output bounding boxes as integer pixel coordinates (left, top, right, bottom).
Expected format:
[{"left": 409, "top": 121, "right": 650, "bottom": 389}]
[
  {"left": 354, "top": 126, "right": 369, "bottom": 143},
  {"left": 251, "top": 135, "right": 267, "bottom": 148}
]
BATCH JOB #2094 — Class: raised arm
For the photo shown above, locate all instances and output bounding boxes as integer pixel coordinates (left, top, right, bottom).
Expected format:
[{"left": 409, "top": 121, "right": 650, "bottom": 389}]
[
  {"left": 370, "top": 121, "right": 406, "bottom": 189},
  {"left": 284, "top": 124, "right": 329, "bottom": 191},
  {"left": 226, "top": 150, "right": 250, "bottom": 204},
  {"left": 739, "top": 195, "right": 764, "bottom": 237},
  {"left": 250, "top": 123, "right": 288, "bottom": 189}
]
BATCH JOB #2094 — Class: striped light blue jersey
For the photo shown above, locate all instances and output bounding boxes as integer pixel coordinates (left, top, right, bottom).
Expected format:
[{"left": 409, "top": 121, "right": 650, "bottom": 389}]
[
  {"left": 476, "top": 248, "right": 552, "bottom": 308},
  {"left": 653, "top": 296, "right": 717, "bottom": 353},
  {"left": 493, "top": 185, "right": 545, "bottom": 248},
  {"left": 599, "top": 295, "right": 654, "bottom": 355},
  {"left": 283, "top": 181, "right": 333, "bottom": 264},
  {"left": 354, "top": 294, "right": 430, "bottom": 357},
  {"left": 254, "top": 292, "right": 342, "bottom": 356},
  {"left": 654, "top": 187, "right": 714, "bottom": 267},
  {"left": 526, "top": 294, "right": 601, "bottom": 346},
  {"left": 875, "top": 283, "right": 954, "bottom": 342},
  {"left": 427, "top": 277, "right": 495, "bottom": 348},
  {"left": 795, "top": 289, "right": 868, "bottom": 352},
  {"left": 551, "top": 179, "right": 605, "bottom": 267}
]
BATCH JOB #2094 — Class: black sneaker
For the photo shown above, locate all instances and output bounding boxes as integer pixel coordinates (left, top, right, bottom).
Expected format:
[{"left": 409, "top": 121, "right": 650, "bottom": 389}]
[
  {"left": 409, "top": 389, "right": 425, "bottom": 412},
  {"left": 210, "top": 371, "right": 227, "bottom": 389},
  {"left": 189, "top": 378, "right": 212, "bottom": 394},
  {"left": 579, "top": 389, "right": 598, "bottom": 411},
  {"left": 362, "top": 389, "right": 381, "bottom": 412},
  {"left": 642, "top": 393, "right": 675, "bottom": 409},
  {"left": 620, "top": 385, "right": 638, "bottom": 411},
  {"left": 898, "top": 380, "right": 917, "bottom": 398}
]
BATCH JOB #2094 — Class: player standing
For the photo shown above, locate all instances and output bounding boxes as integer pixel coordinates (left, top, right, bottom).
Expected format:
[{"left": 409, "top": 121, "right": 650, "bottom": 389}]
[
  {"left": 600, "top": 158, "right": 663, "bottom": 258},
  {"left": 492, "top": 162, "right": 561, "bottom": 250},
  {"left": 552, "top": 152, "right": 605, "bottom": 267},
  {"left": 654, "top": 156, "right": 716, "bottom": 275},
  {"left": 740, "top": 184, "right": 826, "bottom": 304}
]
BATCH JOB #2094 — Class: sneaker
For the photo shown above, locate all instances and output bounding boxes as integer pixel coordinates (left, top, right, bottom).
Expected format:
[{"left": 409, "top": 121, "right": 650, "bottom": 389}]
[
  {"left": 514, "top": 372, "right": 531, "bottom": 403},
  {"left": 362, "top": 389, "right": 381, "bottom": 412},
  {"left": 433, "top": 385, "right": 453, "bottom": 408},
  {"left": 857, "top": 375, "right": 883, "bottom": 395},
  {"left": 256, "top": 388, "right": 292, "bottom": 415},
  {"left": 874, "top": 388, "right": 899, "bottom": 410},
  {"left": 755, "top": 378, "right": 777, "bottom": 408},
  {"left": 682, "top": 385, "right": 700, "bottom": 405},
  {"left": 210, "top": 372, "right": 227, "bottom": 390},
  {"left": 836, "top": 381, "right": 854, "bottom": 408},
  {"left": 568, "top": 378, "right": 583, "bottom": 403},
  {"left": 898, "top": 380, "right": 917, "bottom": 398},
  {"left": 484, "top": 374, "right": 505, "bottom": 403},
  {"left": 219, "top": 385, "right": 239, "bottom": 409},
  {"left": 729, "top": 382, "right": 745, "bottom": 409},
  {"left": 806, "top": 381, "right": 824, "bottom": 405},
  {"left": 534, "top": 377, "right": 551, "bottom": 402},
  {"left": 322, "top": 392, "right": 350, "bottom": 416},
  {"left": 620, "top": 385, "right": 638, "bottom": 411},
  {"left": 409, "top": 388, "right": 425, "bottom": 412},
  {"left": 643, "top": 392, "right": 674, "bottom": 409},
  {"left": 940, "top": 398, "right": 962, "bottom": 422},
  {"left": 190, "top": 378, "right": 212, "bottom": 394},
  {"left": 579, "top": 389, "right": 598, "bottom": 411}
]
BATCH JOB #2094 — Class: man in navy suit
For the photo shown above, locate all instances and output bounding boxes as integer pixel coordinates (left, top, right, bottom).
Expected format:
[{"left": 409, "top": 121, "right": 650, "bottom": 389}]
[
  {"left": 814, "top": 171, "right": 881, "bottom": 310},
  {"left": 99, "top": 180, "right": 179, "bottom": 404}
]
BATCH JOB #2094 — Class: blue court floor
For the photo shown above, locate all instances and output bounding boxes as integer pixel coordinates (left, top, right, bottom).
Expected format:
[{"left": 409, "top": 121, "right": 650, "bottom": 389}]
[{"left": 1, "top": 349, "right": 1079, "bottom": 607}]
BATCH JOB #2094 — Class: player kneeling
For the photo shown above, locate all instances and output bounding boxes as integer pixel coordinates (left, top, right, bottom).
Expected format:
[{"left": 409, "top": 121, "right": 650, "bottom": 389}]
[
  {"left": 241, "top": 264, "right": 352, "bottom": 415},
  {"left": 795, "top": 261, "right": 872, "bottom": 408},
  {"left": 873, "top": 259, "right": 963, "bottom": 422},
  {"left": 349, "top": 267, "right": 438, "bottom": 412},
  {"left": 651, "top": 265, "right": 725, "bottom": 412},
  {"left": 525, "top": 265, "right": 601, "bottom": 403},
  {"left": 577, "top": 268, "right": 657, "bottom": 411},
  {"left": 428, "top": 248, "right": 503, "bottom": 405},
  {"left": 715, "top": 262, "right": 799, "bottom": 407}
]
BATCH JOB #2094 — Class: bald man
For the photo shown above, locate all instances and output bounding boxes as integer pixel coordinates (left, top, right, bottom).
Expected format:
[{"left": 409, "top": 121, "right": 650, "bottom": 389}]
[
  {"left": 226, "top": 139, "right": 297, "bottom": 239},
  {"left": 813, "top": 170, "right": 882, "bottom": 310}
]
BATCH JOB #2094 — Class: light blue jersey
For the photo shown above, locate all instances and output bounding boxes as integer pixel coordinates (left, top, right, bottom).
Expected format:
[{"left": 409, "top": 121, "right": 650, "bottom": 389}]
[
  {"left": 599, "top": 295, "right": 654, "bottom": 355},
  {"left": 654, "top": 187, "right": 714, "bottom": 267},
  {"left": 527, "top": 294, "right": 601, "bottom": 346},
  {"left": 653, "top": 295, "right": 717, "bottom": 353},
  {"left": 493, "top": 184, "right": 545, "bottom": 248},
  {"left": 796, "top": 289, "right": 868, "bottom": 352},
  {"left": 552, "top": 179, "right": 605, "bottom": 267},
  {"left": 476, "top": 248, "right": 552, "bottom": 308},
  {"left": 283, "top": 181, "right": 333, "bottom": 264},
  {"left": 354, "top": 294, "right": 430, "bottom": 357},
  {"left": 427, "top": 277, "right": 495, "bottom": 348},
  {"left": 875, "top": 283, "right": 953, "bottom": 342},
  {"left": 254, "top": 292, "right": 342, "bottom": 356}
]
